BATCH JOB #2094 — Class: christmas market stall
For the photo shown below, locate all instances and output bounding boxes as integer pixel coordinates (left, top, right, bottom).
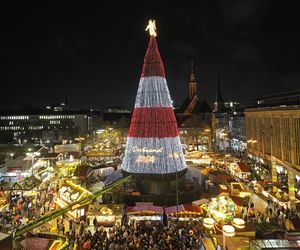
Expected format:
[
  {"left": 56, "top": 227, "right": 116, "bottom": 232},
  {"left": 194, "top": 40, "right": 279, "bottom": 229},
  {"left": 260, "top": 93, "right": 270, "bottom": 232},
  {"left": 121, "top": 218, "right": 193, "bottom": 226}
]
[
  {"left": 55, "top": 157, "right": 81, "bottom": 177},
  {"left": 87, "top": 204, "right": 124, "bottom": 227},
  {"left": 54, "top": 180, "right": 92, "bottom": 219},
  {"left": 127, "top": 204, "right": 164, "bottom": 226},
  {"left": 9, "top": 176, "right": 41, "bottom": 202},
  {"left": 165, "top": 204, "right": 203, "bottom": 227},
  {"left": 229, "top": 182, "right": 251, "bottom": 198},
  {"left": 228, "top": 162, "right": 251, "bottom": 181}
]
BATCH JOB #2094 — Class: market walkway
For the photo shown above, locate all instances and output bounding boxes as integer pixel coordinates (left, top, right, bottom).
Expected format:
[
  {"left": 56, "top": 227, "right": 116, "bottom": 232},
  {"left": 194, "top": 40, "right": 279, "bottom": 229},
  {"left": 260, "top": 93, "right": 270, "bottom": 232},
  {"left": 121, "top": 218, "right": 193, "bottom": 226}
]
[{"left": 251, "top": 193, "right": 267, "bottom": 212}]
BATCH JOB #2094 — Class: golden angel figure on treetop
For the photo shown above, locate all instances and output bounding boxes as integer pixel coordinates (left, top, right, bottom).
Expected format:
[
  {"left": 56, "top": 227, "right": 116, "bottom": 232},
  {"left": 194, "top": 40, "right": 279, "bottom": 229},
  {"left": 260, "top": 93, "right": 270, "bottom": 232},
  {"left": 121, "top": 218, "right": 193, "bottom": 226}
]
[{"left": 145, "top": 19, "right": 157, "bottom": 37}]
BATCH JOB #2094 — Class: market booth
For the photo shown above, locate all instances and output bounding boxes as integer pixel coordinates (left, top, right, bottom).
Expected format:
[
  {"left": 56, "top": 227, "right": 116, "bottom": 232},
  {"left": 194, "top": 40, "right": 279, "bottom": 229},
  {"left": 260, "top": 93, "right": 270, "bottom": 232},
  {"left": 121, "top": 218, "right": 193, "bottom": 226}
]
[
  {"left": 216, "top": 181, "right": 250, "bottom": 208},
  {"left": 228, "top": 162, "right": 251, "bottom": 181},
  {"left": 56, "top": 158, "right": 81, "bottom": 177},
  {"left": 237, "top": 162, "right": 251, "bottom": 180},
  {"left": 165, "top": 204, "right": 203, "bottom": 227},
  {"left": 230, "top": 182, "right": 251, "bottom": 198},
  {"left": 127, "top": 204, "right": 164, "bottom": 225},
  {"left": 54, "top": 180, "right": 91, "bottom": 219},
  {"left": 87, "top": 204, "right": 124, "bottom": 227}
]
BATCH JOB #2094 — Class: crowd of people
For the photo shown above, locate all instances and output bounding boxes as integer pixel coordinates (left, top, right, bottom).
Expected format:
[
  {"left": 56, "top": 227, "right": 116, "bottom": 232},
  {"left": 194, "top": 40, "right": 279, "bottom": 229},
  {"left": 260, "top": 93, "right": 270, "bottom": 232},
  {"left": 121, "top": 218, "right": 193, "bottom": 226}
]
[
  {"left": 241, "top": 196, "right": 299, "bottom": 230},
  {"left": 66, "top": 220, "right": 205, "bottom": 250},
  {"left": 0, "top": 181, "right": 57, "bottom": 233}
]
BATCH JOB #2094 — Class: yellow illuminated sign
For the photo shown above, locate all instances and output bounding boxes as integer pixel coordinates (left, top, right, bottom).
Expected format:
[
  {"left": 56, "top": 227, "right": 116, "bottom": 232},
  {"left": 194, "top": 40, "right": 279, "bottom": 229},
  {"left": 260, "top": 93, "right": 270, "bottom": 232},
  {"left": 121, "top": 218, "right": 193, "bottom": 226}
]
[
  {"left": 132, "top": 146, "right": 163, "bottom": 153},
  {"left": 136, "top": 155, "right": 155, "bottom": 163}
]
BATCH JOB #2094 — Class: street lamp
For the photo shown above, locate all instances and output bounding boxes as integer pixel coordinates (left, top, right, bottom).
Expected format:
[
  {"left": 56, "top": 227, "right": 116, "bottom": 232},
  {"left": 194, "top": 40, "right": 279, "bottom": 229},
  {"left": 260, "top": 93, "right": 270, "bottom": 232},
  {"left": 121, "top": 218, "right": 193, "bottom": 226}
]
[
  {"left": 232, "top": 218, "right": 245, "bottom": 229},
  {"left": 203, "top": 217, "right": 245, "bottom": 250},
  {"left": 222, "top": 225, "right": 235, "bottom": 250},
  {"left": 203, "top": 217, "right": 215, "bottom": 229}
]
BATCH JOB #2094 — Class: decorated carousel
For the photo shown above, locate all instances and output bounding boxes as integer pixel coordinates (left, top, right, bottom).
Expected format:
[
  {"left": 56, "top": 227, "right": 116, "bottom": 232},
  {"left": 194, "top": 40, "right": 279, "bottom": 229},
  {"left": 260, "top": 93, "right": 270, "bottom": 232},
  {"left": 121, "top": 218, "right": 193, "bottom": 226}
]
[{"left": 203, "top": 194, "right": 237, "bottom": 225}]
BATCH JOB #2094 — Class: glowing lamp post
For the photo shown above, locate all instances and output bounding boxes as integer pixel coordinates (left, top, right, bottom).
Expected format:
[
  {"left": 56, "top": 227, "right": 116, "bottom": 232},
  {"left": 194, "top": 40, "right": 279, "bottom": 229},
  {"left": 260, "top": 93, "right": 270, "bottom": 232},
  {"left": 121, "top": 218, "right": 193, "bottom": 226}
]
[
  {"left": 232, "top": 218, "right": 245, "bottom": 229},
  {"left": 222, "top": 225, "right": 235, "bottom": 237},
  {"left": 203, "top": 216, "right": 244, "bottom": 250},
  {"left": 203, "top": 217, "right": 215, "bottom": 229},
  {"left": 222, "top": 225, "right": 235, "bottom": 250}
]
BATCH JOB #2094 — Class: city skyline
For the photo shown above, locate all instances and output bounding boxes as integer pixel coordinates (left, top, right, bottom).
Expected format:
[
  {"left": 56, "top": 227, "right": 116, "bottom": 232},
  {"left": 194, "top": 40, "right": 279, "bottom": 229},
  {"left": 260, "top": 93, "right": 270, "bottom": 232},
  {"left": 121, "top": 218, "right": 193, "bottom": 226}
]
[{"left": 1, "top": 1, "right": 299, "bottom": 110}]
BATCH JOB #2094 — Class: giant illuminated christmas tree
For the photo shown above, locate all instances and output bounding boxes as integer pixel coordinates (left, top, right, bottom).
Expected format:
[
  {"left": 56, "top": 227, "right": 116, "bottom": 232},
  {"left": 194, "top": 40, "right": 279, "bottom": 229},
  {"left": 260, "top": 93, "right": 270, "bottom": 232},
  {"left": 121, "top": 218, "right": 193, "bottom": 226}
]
[{"left": 121, "top": 20, "right": 187, "bottom": 195}]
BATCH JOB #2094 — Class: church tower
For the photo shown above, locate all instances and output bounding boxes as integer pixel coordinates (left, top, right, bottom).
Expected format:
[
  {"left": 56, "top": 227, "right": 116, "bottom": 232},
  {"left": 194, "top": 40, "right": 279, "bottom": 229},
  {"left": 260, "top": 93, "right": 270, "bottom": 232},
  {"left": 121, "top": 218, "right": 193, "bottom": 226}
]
[{"left": 188, "top": 60, "right": 197, "bottom": 99}]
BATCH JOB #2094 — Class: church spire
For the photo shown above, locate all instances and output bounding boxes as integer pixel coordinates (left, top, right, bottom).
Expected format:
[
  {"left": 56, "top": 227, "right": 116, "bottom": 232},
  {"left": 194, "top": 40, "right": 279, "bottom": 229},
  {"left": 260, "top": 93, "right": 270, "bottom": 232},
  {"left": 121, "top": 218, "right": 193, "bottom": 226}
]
[
  {"left": 189, "top": 60, "right": 197, "bottom": 99},
  {"left": 214, "top": 72, "right": 225, "bottom": 112}
]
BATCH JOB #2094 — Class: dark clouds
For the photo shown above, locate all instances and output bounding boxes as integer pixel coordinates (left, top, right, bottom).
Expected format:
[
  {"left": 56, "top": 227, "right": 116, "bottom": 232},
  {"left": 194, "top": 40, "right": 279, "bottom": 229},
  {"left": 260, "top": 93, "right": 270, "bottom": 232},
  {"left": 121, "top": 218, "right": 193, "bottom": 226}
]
[{"left": 0, "top": 1, "right": 299, "bottom": 110}]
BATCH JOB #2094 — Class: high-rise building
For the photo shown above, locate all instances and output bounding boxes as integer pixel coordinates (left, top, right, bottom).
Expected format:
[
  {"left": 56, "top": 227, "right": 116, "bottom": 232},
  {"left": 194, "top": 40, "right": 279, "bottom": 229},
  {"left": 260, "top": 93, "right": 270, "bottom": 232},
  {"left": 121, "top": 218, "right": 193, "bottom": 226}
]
[{"left": 0, "top": 110, "right": 92, "bottom": 144}]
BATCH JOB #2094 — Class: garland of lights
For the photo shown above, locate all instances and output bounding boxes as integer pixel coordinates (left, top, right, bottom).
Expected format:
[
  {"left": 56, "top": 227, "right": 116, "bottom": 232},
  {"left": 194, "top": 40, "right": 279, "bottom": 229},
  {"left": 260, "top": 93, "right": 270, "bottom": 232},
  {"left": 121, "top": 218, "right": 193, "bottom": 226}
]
[
  {"left": 135, "top": 77, "right": 173, "bottom": 108},
  {"left": 121, "top": 36, "right": 187, "bottom": 175}
]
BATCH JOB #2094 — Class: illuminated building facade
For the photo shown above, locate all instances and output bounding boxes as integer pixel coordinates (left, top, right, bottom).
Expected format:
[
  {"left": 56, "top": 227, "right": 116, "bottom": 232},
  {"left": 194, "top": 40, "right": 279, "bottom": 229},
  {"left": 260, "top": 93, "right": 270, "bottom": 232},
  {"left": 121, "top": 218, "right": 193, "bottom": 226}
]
[
  {"left": 0, "top": 111, "right": 93, "bottom": 144},
  {"left": 228, "top": 108, "right": 246, "bottom": 152},
  {"left": 245, "top": 90, "right": 300, "bottom": 208},
  {"left": 212, "top": 74, "right": 246, "bottom": 153}
]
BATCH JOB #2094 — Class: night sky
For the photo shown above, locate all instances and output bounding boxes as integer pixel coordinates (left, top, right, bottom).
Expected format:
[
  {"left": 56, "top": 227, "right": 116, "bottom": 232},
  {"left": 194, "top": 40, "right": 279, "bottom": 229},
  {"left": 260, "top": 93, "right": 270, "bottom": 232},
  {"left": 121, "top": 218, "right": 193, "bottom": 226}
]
[{"left": 1, "top": 1, "right": 299, "bottom": 110}]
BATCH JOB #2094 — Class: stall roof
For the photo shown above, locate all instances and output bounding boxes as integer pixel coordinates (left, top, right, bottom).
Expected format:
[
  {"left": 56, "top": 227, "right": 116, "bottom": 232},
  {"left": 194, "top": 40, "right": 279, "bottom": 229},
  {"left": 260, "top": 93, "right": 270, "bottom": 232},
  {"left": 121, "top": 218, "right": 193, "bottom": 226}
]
[
  {"left": 237, "top": 162, "right": 251, "bottom": 173},
  {"left": 165, "top": 204, "right": 185, "bottom": 214},
  {"left": 4, "top": 156, "right": 31, "bottom": 169},
  {"left": 210, "top": 172, "right": 234, "bottom": 183},
  {"left": 192, "top": 198, "right": 209, "bottom": 206},
  {"left": 165, "top": 204, "right": 202, "bottom": 214},
  {"left": 20, "top": 237, "right": 52, "bottom": 250},
  {"left": 230, "top": 196, "right": 245, "bottom": 207},
  {"left": 128, "top": 204, "right": 164, "bottom": 214},
  {"left": 73, "top": 164, "right": 91, "bottom": 177},
  {"left": 250, "top": 239, "right": 300, "bottom": 249},
  {"left": 88, "top": 204, "right": 124, "bottom": 215}
]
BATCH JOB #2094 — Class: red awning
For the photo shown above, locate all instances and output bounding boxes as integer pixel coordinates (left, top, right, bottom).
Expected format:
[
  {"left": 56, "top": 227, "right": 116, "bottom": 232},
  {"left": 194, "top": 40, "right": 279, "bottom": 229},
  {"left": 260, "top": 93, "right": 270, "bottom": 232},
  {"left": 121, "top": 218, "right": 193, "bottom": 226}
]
[{"left": 182, "top": 204, "right": 202, "bottom": 213}]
